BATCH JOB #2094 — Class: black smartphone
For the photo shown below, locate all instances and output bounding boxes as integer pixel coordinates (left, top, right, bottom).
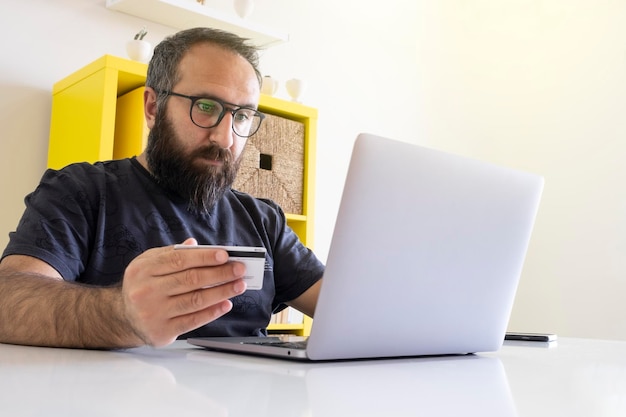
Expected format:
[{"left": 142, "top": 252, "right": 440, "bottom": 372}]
[{"left": 505, "top": 332, "right": 557, "bottom": 342}]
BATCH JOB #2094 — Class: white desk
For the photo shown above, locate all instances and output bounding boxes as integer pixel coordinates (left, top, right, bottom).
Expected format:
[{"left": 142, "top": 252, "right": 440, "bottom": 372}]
[{"left": 1, "top": 338, "right": 625, "bottom": 416}]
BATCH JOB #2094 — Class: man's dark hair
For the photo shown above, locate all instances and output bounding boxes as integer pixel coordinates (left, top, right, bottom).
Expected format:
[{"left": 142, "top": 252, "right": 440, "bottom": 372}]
[{"left": 146, "top": 27, "right": 262, "bottom": 109}]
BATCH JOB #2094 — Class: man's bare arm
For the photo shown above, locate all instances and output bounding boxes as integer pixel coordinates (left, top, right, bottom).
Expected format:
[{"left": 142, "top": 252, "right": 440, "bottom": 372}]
[
  {"left": 287, "top": 278, "right": 323, "bottom": 318},
  {"left": 0, "top": 255, "right": 140, "bottom": 348},
  {"left": 0, "top": 241, "right": 248, "bottom": 349}
]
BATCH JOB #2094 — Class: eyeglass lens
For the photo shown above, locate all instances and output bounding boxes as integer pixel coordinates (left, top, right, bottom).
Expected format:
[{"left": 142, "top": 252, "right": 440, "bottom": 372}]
[{"left": 191, "top": 98, "right": 262, "bottom": 137}]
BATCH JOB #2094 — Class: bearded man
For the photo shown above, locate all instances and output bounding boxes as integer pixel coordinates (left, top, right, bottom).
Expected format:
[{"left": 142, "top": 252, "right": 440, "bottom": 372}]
[{"left": 0, "top": 27, "right": 324, "bottom": 349}]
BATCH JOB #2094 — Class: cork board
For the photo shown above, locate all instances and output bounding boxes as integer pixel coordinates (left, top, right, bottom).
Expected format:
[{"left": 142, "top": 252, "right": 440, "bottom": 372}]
[{"left": 233, "top": 113, "right": 305, "bottom": 214}]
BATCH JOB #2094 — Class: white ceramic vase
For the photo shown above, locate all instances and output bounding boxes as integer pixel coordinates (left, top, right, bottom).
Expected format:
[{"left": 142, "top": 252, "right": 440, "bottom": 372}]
[
  {"left": 126, "top": 39, "right": 152, "bottom": 63},
  {"left": 285, "top": 78, "right": 307, "bottom": 102},
  {"left": 233, "top": 0, "right": 254, "bottom": 19},
  {"left": 261, "top": 75, "right": 279, "bottom": 96}
]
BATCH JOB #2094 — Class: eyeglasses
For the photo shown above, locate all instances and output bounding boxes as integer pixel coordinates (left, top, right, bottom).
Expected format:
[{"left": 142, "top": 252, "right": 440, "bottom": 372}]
[{"left": 160, "top": 91, "right": 265, "bottom": 138}]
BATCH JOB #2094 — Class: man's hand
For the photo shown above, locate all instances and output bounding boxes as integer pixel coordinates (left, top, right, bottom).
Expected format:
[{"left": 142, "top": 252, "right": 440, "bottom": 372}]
[
  {"left": 0, "top": 238, "right": 247, "bottom": 349},
  {"left": 121, "top": 238, "right": 248, "bottom": 347}
]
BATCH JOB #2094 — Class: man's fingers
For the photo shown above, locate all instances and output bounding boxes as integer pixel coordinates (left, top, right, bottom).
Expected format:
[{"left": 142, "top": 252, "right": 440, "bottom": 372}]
[
  {"left": 171, "top": 278, "right": 247, "bottom": 316},
  {"left": 175, "top": 299, "right": 234, "bottom": 335},
  {"left": 148, "top": 300, "right": 234, "bottom": 347},
  {"left": 142, "top": 245, "right": 230, "bottom": 277},
  {"left": 144, "top": 282, "right": 245, "bottom": 347},
  {"left": 163, "top": 262, "right": 246, "bottom": 295},
  {"left": 126, "top": 245, "right": 246, "bottom": 294}
]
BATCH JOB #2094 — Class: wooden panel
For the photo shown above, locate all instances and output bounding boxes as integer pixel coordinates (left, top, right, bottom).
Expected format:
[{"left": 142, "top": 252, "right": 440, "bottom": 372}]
[{"left": 233, "top": 113, "right": 305, "bottom": 214}]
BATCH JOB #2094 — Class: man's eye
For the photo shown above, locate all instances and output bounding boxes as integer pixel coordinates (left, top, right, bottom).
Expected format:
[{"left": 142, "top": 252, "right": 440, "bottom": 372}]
[
  {"left": 234, "top": 111, "right": 251, "bottom": 122},
  {"left": 196, "top": 100, "right": 218, "bottom": 114}
]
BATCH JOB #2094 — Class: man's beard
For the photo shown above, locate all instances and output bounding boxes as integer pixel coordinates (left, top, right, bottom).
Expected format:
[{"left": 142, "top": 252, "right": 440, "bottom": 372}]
[{"left": 145, "top": 113, "right": 241, "bottom": 214}]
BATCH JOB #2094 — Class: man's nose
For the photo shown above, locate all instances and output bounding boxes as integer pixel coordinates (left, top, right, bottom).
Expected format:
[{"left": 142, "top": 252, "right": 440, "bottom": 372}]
[{"left": 209, "top": 112, "right": 235, "bottom": 149}]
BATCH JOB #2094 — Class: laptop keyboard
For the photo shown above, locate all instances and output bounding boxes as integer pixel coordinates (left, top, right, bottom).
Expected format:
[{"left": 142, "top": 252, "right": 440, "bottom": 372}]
[{"left": 244, "top": 339, "right": 308, "bottom": 349}]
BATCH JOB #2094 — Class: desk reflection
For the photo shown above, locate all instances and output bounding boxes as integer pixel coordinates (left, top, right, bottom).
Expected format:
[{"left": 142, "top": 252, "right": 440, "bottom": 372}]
[
  {"left": 1, "top": 342, "right": 517, "bottom": 417},
  {"left": 183, "top": 350, "right": 518, "bottom": 417},
  {"left": 0, "top": 344, "right": 226, "bottom": 417},
  {"left": 4, "top": 338, "right": 626, "bottom": 416}
]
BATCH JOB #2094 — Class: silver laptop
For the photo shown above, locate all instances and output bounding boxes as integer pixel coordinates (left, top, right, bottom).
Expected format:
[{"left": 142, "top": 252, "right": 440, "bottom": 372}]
[{"left": 188, "top": 133, "right": 544, "bottom": 361}]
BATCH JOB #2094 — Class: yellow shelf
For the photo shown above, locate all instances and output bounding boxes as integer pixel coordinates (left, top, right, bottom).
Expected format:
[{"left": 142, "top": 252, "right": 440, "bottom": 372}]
[
  {"left": 51, "top": 55, "right": 147, "bottom": 96},
  {"left": 48, "top": 55, "right": 148, "bottom": 169},
  {"left": 285, "top": 213, "right": 307, "bottom": 222},
  {"left": 268, "top": 324, "right": 303, "bottom": 331},
  {"left": 268, "top": 315, "right": 313, "bottom": 337}
]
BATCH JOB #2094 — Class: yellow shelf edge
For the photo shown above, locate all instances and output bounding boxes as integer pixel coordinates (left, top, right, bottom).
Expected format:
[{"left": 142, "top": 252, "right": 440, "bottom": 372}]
[
  {"left": 258, "top": 94, "right": 318, "bottom": 120},
  {"left": 53, "top": 55, "right": 147, "bottom": 95},
  {"left": 267, "top": 323, "right": 305, "bottom": 330},
  {"left": 285, "top": 213, "right": 307, "bottom": 222}
]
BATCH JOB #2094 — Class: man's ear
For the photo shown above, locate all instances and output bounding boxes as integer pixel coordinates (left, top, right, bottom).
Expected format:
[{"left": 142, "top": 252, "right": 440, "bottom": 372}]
[{"left": 144, "top": 86, "right": 158, "bottom": 129}]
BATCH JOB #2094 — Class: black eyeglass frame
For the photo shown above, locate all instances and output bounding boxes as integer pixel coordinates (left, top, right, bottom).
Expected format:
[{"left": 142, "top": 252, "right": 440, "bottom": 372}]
[{"left": 159, "top": 90, "right": 265, "bottom": 138}]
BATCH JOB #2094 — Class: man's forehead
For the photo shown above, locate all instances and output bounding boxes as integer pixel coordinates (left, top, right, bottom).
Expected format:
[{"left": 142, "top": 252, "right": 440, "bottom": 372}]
[
  {"left": 175, "top": 44, "right": 259, "bottom": 104},
  {"left": 179, "top": 43, "right": 253, "bottom": 73}
]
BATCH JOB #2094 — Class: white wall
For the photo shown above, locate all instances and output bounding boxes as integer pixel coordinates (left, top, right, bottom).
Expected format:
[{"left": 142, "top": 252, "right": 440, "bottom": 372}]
[{"left": 1, "top": 0, "right": 625, "bottom": 340}]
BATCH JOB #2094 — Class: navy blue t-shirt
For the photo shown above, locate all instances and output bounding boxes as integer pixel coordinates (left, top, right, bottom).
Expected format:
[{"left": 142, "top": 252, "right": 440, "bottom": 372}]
[{"left": 2, "top": 158, "right": 325, "bottom": 337}]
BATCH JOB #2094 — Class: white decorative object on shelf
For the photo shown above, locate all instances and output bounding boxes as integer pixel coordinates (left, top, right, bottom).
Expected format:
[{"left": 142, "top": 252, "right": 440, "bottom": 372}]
[
  {"left": 261, "top": 75, "right": 279, "bottom": 96},
  {"left": 286, "top": 78, "right": 307, "bottom": 102},
  {"left": 126, "top": 26, "right": 152, "bottom": 63},
  {"left": 233, "top": 0, "right": 254, "bottom": 19},
  {"left": 126, "top": 39, "right": 152, "bottom": 62},
  {"left": 105, "top": 0, "right": 288, "bottom": 47}
]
